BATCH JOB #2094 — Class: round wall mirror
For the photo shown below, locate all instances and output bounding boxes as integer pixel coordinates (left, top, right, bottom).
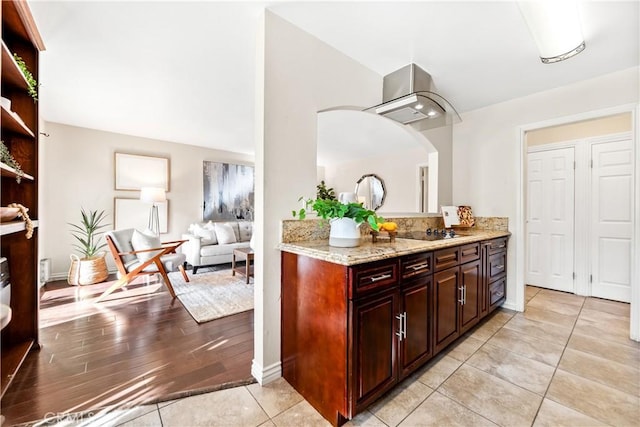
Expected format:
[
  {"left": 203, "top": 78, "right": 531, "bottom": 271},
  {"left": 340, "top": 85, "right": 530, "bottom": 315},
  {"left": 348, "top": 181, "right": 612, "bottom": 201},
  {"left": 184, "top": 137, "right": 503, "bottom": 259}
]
[{"left": 354, "top": 174, "right": 386, "bottom": 211}]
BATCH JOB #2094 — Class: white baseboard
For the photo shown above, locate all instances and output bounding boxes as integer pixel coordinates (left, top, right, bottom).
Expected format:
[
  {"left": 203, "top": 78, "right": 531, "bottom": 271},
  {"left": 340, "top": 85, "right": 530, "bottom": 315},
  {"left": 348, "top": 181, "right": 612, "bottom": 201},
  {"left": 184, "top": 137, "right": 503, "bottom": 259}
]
[
  {"left": 251, "top": 359, "right": 282, "bottom": 385},
  {"left": 501, "top": 301, "right": 520, "bottom": 312},
  {"left": 47, "top": 269, "right": 118, "bottom": 284}
]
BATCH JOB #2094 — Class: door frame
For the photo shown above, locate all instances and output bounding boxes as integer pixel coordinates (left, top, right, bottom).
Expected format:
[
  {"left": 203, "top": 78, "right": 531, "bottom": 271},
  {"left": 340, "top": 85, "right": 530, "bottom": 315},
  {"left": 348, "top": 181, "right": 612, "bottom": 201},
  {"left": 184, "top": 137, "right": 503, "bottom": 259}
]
[{"left": 516, "top": 103, "right": 639, "bottom": 341}]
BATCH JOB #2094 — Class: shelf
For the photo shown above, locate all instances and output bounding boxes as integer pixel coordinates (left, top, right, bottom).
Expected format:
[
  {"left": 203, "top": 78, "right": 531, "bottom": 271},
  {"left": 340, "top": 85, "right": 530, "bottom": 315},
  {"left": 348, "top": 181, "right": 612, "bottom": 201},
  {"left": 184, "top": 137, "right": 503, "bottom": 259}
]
[
  {"left": 0, "top": 219, "right": 38, "bottom": 236},
  {"left": 1, "top": 41, "right": 30, "bottom": 90},
  {"left": 0, "top": 104, "right": 34, "bottom": 137},
  {"left": 0, "top": 339, "right": 34, "bottom": 399},
  {"left": 0, "top": 162, "right": 34, "bottom": 181}
]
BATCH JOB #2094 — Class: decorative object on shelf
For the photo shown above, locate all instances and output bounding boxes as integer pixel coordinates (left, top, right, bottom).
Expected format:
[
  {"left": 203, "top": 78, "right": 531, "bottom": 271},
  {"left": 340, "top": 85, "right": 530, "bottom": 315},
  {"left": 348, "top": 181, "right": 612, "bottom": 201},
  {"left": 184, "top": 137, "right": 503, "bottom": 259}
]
[
  {"left": 293, "top": 197, "right": 383, "bottom": 247},
  {"left": 12, "top": 53, "right": 38, "bottom": 101},
  {"left": 140, "top": 187, "right": 166, "bottom": 236},
  {"left": 354, "top": 173, "right": 386, "bottom": 211},
  {"left": 456, "top": 205, "right": 475, "bottom": 227},
  {"left": 6, "top": 203, "right": 33, "bottom": 238},
  {"left": 0, "top": 140, "right": 24, "bottom": 183},
  {"left": 316, "top": 180, "right": 336, "bottom": 201},
  {"left": 67, "top": 209, "right": 109, "bottom": 285},
  {"left": 0, "top": 207, "right": 20, "bottom": 222},
  {"left": 114, "top": 152, "right": 170, "bottom": 191},
  {"left": 203, "top": 161, "right": 254, "bottom": 221},
  {"left": 370, "top": 229, "right": 397, "bottom": 244}
]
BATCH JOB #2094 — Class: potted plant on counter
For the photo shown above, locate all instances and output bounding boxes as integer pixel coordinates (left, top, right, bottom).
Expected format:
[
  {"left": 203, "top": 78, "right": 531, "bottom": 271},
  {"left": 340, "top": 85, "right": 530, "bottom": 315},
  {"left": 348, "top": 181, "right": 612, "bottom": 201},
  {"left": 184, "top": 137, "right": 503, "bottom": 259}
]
[
  {"left": 67, "top": 209, "right": 109, "bottom": 285},
  {"left": 293, "top": 197, "right": 382, "bottom": 248}
]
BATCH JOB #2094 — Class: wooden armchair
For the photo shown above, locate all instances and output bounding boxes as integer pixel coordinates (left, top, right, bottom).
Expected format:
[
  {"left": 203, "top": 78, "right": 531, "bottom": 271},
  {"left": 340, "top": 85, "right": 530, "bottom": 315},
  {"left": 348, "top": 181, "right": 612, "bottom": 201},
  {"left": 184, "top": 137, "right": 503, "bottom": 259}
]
[{"left": 97, "top": 229, "right": 190, "bottom": 302}]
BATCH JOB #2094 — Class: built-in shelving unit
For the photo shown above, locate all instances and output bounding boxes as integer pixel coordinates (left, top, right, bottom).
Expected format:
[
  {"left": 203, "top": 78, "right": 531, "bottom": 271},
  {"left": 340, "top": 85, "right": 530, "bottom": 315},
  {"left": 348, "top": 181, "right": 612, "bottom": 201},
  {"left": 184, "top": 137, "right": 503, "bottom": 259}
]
[{"left": 1, "top": 0, "right": 45, "bottom": 399}]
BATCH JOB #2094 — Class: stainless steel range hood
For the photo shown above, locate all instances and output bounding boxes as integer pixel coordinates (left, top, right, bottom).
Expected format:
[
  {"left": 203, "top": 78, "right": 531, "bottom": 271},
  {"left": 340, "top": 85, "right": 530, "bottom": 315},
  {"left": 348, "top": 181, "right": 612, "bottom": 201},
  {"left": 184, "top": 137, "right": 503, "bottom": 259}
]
[{"left": 365, "top": 64, "right": 460, "bottom": 130}]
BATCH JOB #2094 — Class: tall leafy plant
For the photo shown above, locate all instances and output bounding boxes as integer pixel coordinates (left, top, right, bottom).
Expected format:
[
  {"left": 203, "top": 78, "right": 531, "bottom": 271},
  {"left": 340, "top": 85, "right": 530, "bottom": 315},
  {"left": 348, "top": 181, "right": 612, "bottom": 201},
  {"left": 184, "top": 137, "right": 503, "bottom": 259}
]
[
  {"left": 69, "top": 209, "right": 109, "bottom": 259},
  {"left": 293, "top": 198, "right": 382, "bottom": 231},
  {"left": 13, "top": 53, "right": 38, "bottom": 101}
]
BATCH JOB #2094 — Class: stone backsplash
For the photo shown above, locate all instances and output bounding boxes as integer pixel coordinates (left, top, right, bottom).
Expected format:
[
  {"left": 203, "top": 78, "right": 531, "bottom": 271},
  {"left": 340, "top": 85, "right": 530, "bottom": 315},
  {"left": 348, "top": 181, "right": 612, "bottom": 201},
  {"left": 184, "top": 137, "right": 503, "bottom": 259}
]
[{"left": 282, "top": 216, "right": 508, "bottom": 243}]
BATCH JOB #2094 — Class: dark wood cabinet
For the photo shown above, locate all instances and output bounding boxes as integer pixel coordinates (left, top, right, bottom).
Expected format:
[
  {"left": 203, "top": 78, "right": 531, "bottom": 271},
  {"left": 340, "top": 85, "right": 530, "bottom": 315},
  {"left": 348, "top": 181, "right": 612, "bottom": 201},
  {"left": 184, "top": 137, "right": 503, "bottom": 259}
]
[
  {"left": 399, "top": 277, "right": 432, "bottom": 378},
  {"left": 459, "top": 259, "right": 481, "bottom": 333},
  {"left": 281, "top": 234, "right": 508, "bottom": 426},
  {"left": 352, "top": 289, "right": 398, "bottom": 408},
  {"left": 433, "top": 266, "right": 459, "bottom": 353},
  {"left": 1, "top": 0, "right": 45, "bottom": 399}
]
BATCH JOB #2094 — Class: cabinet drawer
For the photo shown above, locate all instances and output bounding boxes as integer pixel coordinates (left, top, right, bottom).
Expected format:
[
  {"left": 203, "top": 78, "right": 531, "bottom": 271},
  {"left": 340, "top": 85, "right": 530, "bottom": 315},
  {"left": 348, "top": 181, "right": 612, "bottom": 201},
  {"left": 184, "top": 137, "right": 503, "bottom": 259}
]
[
  {"left": 460, "top": 243, "right": 480, "bottom": 264},
  {"left": 487, "top": 252, "right": 506, "bottom": 281},
  {"left": 434, "top": 247, "right": 460, "bottom": 272},
  {"left": 487, "top": 238, "right": 507, "bottom": 255},
  {"left": 350, "top": 259, "right": 399, "bottom": 298},
  {"left": 488, "top": 277, "right": 506, "bottom": 312},
  {"left": 401, "top": 252, "right": 433, "bottom": 280}
]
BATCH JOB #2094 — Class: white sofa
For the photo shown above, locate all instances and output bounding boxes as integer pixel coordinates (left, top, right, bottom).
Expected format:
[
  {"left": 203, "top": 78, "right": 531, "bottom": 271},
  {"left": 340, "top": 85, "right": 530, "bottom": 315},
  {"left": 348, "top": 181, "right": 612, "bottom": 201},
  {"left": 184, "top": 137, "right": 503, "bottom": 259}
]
[{"left": 181, "top": 220, "right": 252, "bottom": 274}]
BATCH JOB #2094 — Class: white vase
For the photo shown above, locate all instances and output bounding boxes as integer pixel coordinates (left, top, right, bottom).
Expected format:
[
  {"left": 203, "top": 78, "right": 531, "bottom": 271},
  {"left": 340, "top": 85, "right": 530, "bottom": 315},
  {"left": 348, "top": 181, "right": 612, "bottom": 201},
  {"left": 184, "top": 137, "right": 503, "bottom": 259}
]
[{"left": 329, "top": 217, "right": 361, "bottom": 247}]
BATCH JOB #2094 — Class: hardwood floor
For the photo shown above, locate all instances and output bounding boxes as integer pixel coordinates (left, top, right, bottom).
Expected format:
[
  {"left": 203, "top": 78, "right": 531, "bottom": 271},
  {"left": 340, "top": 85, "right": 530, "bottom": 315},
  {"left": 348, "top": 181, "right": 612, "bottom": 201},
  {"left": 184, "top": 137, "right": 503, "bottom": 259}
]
[{"left": 0, "top": 272, "right": 254, "bottom": 425}]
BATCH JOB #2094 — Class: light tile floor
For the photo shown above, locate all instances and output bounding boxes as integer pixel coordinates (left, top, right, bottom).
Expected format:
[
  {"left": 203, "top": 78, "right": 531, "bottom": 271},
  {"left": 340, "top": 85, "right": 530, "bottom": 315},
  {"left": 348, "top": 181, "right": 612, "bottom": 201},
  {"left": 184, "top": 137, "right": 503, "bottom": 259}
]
[{"left": 29, "top": 286, "right": 639, "bottom": 427}]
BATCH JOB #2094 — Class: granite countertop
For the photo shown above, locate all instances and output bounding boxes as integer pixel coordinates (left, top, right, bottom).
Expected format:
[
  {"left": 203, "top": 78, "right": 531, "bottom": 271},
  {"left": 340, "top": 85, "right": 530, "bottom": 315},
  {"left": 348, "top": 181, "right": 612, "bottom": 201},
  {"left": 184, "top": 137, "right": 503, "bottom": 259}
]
[{"left": 278, "top": 229, "right": 511, "bottom": 266}]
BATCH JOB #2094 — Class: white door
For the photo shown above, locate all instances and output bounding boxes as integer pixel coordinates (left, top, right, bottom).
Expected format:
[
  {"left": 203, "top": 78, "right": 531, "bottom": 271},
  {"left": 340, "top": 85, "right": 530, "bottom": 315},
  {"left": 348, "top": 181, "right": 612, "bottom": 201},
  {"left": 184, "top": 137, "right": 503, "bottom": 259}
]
[
  {"left": 590, "top": 139, "right": 634, "bottom": 302},
  {"left": 526, "top": 147, "right": 575, "bottom": 292}
]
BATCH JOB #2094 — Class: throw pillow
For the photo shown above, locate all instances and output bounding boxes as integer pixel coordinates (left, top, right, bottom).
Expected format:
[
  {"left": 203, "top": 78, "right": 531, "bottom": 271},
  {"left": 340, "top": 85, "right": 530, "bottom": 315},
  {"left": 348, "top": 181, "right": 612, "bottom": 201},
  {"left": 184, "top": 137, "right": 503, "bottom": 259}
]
[
  {"left": 214, "top": 222, "right": 237, "bottom": 245},
  {"left": 192, "top": 223, "right": 218, "bottom": 245},
  {"left": 238, "top": 221, "right": 252, "bottom": 242},
  {"left": 131, "top": 229, "right": 162, "bottom": 263}
]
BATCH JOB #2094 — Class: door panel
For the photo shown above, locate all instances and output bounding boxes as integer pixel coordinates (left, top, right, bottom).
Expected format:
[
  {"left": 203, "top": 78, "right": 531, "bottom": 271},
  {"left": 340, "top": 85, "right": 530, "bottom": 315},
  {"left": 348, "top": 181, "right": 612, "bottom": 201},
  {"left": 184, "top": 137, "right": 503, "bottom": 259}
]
[
  {"left": 433, "top": 267, "right": 459, "bottom": 353},
  {"left": 526, "top": 148, "right": 575, "bottom": 292},
  {"left": 353, "top": 291, "right": 398, "bottom": 404},
  {"left": 460, "top": 260, "right": 481, "bottom": 333},
  {"left": 400, "top": 279, "right": 431, "bottom": 377},
  {"left": 591, "top": 139, "right": 633, "bottom": 302}
]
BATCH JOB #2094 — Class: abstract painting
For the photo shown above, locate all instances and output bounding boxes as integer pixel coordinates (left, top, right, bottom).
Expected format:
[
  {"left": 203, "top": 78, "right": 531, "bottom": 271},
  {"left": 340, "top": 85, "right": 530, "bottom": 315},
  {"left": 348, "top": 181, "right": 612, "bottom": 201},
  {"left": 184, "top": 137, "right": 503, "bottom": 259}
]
[{"left": 203, "top": 161, "right": 254, "bottom": 221}]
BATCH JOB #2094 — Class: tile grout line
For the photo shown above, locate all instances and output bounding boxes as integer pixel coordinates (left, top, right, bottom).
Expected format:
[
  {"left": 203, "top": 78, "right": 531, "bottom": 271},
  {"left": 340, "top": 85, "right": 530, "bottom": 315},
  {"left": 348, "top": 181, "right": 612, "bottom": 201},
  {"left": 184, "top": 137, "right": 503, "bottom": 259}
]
[{"left": 530, "top": 291, "right": 587, "bottom": 424}]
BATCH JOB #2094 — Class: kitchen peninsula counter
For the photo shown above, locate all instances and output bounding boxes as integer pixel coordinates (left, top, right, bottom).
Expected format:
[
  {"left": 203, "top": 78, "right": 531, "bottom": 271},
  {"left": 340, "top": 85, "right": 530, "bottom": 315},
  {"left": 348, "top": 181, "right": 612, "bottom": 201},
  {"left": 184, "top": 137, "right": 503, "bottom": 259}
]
[{"left": 278, "top": 229, "right": 510, "bottom": 266}]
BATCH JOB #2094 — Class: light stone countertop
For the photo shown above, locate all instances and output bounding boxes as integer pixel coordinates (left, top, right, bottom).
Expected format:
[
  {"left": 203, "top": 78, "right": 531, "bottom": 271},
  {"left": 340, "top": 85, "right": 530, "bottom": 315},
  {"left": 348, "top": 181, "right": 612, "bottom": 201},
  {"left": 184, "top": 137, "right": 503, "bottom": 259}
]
[{"left": 278, "top": 229, "right": 511, "bottom": 266}]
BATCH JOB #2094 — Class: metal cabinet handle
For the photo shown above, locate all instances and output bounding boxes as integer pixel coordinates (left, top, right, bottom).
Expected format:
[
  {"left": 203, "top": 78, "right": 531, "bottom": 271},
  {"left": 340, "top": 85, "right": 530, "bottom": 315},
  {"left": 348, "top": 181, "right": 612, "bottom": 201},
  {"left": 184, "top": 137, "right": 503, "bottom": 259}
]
[
  {"left": 458, "top": 286, "right": 464, "bottom": 305},
  {"left": 395, "top": 313, "right": 405, "bottom": 341},
  {"left": 403, "top": 312, "right": 407, "bottom": 340},
  {"left": 369, "top": 273, "right": 392, "bottom": 283},
  {"left": 495, "top": 264, "right": 505, "bottom": 270},
  {"left": 407, "top": 263, "right": 429, "bottom": 271}
]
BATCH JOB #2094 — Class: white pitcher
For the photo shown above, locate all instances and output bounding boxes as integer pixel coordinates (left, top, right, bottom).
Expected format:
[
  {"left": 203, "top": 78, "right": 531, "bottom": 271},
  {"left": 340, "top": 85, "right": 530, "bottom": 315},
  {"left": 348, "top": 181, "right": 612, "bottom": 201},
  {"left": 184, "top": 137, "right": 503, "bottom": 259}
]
[
  {"left": 329, "top": 217, "right": 361, "bottom": 247},
  {"left": 338, "top": 192, "right": 358, "bottom": 204}
]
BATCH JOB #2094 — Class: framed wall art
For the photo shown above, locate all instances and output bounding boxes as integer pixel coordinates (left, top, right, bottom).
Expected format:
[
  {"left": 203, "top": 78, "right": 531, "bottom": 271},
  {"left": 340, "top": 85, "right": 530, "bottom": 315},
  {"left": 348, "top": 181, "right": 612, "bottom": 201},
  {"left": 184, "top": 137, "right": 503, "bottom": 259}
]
[
  {"left": 203, "top": 161, "right": 254, "bottom": 221},
  {"left": 114, "top": 197, "right": 169, "bottom": 234},
  {"left": 115, "top": 153, "right": 170, "bottom": 191}
]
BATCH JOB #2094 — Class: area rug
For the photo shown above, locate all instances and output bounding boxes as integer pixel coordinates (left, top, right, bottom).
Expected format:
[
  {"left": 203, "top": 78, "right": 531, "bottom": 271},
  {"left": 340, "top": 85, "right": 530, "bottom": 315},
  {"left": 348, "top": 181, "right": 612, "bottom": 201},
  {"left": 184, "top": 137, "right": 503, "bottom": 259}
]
[{"left": 169, "top": 269, "right": 254, "bottom": 323}]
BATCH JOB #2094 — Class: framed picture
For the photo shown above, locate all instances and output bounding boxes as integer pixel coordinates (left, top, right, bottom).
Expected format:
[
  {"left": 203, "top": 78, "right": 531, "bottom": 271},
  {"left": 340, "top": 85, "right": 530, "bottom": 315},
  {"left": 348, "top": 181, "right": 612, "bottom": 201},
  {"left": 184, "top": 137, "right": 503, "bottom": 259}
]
[
  {"left": 114, "top": 198, "right": 169, "bottom": 234},
  {"left": 203, "top": 161, "right": 254, "bottom": 221},
  {"left": 115, "top": 153, "right": 170, "bottom": 191}
]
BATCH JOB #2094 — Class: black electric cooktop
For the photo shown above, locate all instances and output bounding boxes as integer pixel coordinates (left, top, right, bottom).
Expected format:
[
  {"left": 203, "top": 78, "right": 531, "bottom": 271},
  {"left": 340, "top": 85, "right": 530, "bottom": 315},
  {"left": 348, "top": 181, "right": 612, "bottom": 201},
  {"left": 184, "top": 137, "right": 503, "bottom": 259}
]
[{"left": 396, "top": 229, "right": 460, "bottom": 241}]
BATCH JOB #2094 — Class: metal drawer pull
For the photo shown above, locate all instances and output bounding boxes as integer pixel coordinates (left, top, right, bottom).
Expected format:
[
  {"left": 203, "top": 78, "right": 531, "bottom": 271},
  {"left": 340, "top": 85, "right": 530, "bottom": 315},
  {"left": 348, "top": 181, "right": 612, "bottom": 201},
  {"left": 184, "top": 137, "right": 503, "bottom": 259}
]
[
  {"left": 395, "top": 313, "right": 406, "bottom": 341},
  {"left": 495, "top": 264, "right": 505, "bottom": 270},
  {"left": 458, "top": 286, "right": 465, "bottom": 305},
  {"left": 369, "top": 273, "right": 392, "bottom": 283},
  {"left": 494, "top": 244, "right": 505, "bottom": 249},
  {"left": 408, "top": 263, "right": 429, "bottom": 271}
]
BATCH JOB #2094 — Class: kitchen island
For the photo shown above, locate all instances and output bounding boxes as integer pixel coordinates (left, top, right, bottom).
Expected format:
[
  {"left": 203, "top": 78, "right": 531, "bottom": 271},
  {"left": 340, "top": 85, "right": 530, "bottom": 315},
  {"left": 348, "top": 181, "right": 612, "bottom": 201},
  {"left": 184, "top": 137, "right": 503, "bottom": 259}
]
[{"left": 279, "top": 229, "right": 510, "bottom": 426}]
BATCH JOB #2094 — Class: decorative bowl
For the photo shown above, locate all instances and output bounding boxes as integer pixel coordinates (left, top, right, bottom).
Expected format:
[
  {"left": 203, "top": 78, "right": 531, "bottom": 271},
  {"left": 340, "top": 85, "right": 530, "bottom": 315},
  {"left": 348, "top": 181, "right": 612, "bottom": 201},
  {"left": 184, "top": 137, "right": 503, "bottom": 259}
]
[{"left": 0, "top": 207, "right": 21, "bottom": 222}]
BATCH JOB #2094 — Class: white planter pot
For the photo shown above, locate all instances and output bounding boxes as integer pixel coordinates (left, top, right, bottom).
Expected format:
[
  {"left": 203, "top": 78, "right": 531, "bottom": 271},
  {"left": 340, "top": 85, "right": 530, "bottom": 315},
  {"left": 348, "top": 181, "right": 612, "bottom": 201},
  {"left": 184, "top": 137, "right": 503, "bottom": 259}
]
[{"left": 329, "top": 217, "right": 361, "bottom": 248}]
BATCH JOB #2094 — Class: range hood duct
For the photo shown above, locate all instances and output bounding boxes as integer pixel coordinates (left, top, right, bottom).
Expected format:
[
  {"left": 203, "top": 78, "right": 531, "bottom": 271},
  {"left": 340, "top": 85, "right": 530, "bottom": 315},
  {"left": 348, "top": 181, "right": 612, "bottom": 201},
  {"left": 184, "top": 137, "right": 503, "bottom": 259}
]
[{"left": 365, "top": 64, "right": 460, "bottom": 131}]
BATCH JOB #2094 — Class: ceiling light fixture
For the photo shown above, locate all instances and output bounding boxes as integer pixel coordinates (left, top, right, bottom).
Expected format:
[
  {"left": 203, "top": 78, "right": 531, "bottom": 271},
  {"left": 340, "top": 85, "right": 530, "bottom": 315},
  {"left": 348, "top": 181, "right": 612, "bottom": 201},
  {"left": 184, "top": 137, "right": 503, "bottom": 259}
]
[
  {"left": 518, "top": 0, "right": 586, "bottom": 64},
  {"left": 414, "top": 103, "right": 424, "bottom": 110}
]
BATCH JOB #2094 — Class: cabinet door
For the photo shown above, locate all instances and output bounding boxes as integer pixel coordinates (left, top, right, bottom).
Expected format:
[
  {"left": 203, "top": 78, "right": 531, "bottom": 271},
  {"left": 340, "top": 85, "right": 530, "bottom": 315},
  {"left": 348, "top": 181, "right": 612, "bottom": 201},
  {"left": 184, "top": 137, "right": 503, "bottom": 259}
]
[
  {"left": 460, "top": 259, "right": 481, "bottom": 334},
  {"left": 352, "top": 290, "right": 398, "bottom": 408},
  {"left": 433, "top": 266, "right": 459, "bottom": 353},
  {"left": 399, "top": 278, "right": 432, "bottom": 378}
]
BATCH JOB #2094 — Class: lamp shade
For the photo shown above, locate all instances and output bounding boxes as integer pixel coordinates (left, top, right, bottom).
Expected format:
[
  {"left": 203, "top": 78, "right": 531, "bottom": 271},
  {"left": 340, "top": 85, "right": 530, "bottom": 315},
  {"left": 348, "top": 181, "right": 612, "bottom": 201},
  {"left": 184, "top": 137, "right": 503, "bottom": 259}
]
[
  {"left": 518, "top": 0, "right": 585, "bottom": 63},
  {"left": 140, "top": 187, "right": 166, "bottom": 203}
]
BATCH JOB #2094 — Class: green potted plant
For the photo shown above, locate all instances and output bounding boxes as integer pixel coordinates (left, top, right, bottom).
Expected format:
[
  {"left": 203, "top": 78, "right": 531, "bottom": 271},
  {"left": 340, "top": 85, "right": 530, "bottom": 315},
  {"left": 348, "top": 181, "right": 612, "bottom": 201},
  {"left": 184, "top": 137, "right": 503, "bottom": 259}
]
[
  {"left": 294, "top": 197, "right": 383, "bottom": 247},
  {"left": 0, "top": 140, "right": 25, "bottom": 183},
  {"left": 13, "top": 53, "right": 38, "bottom": 101},
  {"left": 67, "top": 209, "right": 110, "bottom": 285}
]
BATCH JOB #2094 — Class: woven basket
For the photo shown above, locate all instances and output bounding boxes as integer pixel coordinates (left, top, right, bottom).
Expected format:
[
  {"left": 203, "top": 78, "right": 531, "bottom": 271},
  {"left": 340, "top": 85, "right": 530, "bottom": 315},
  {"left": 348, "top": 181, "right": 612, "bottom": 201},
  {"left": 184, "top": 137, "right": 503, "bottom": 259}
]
[{"left": 67, "top": 252, "right": 109, "bottom": 285}]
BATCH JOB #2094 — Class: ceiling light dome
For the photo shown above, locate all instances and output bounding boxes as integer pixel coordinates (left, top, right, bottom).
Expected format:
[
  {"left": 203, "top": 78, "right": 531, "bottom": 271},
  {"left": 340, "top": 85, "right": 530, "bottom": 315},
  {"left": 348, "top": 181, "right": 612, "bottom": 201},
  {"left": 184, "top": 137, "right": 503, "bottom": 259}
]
[{"left": 518, "top": 0, "right": 586, "bottom": 63}]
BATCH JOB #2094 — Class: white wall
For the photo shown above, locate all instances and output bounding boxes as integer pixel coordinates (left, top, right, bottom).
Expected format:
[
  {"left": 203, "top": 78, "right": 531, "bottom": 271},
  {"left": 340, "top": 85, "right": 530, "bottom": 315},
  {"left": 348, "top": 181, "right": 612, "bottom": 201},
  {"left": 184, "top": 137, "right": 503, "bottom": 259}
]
[
  {"left": 252, "top": 11, "right": 381, "bottom": 384},
  {"left": 323, "top": 147, "right": 428, "bottom": 213},
  {"left": 40, "top": 122, "right": 253, "bottom": 279},
  {"left": 452, "top": 66, "right": 640, "bottom": 311}
]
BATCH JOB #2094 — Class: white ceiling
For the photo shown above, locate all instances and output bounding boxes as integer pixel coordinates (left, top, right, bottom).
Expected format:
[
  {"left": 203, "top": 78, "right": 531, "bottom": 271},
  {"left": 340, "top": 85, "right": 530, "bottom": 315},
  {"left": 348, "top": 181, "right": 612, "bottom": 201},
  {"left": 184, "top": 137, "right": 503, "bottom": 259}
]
[{"left": 30, "top": 1, "right": 639, "bottom": 159}]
